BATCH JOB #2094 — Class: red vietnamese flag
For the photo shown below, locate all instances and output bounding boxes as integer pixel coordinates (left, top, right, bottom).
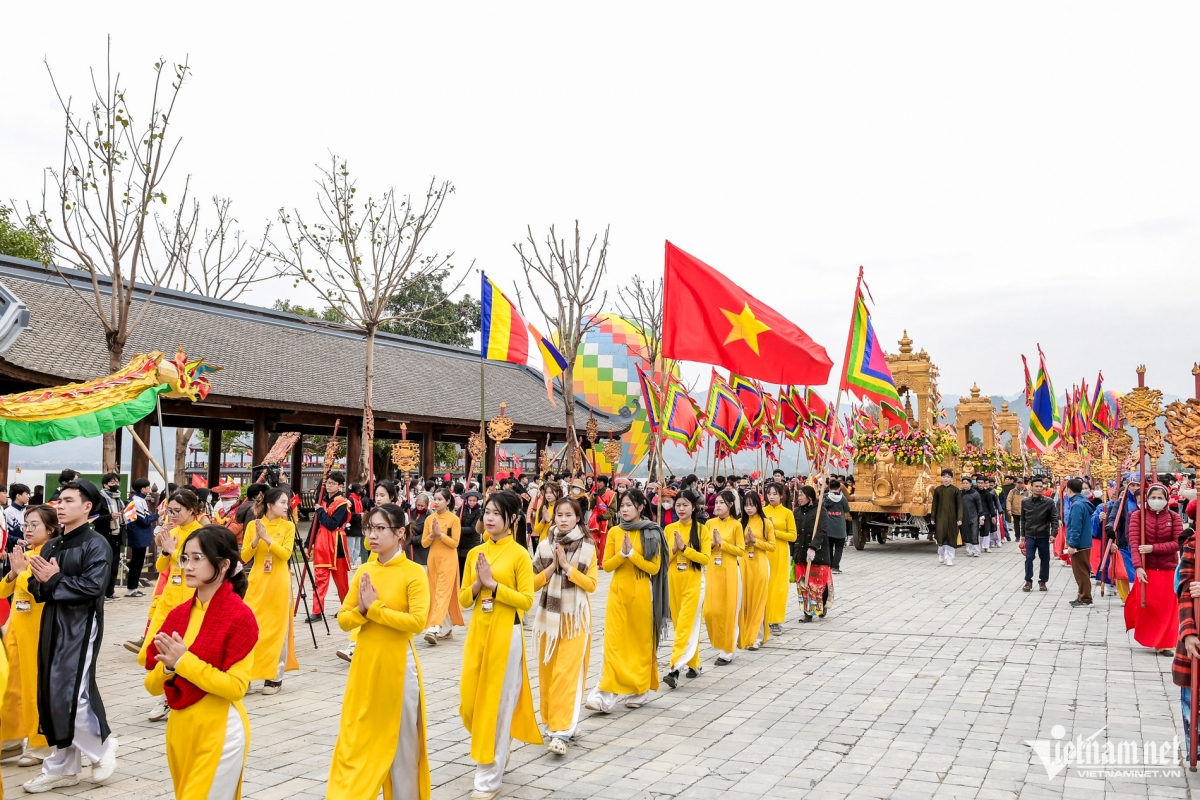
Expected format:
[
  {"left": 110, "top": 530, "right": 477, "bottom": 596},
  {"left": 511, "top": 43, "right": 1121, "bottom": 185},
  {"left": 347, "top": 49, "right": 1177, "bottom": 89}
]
[{"left": 663, "top": 242, "right": 833, "bottom": 386}]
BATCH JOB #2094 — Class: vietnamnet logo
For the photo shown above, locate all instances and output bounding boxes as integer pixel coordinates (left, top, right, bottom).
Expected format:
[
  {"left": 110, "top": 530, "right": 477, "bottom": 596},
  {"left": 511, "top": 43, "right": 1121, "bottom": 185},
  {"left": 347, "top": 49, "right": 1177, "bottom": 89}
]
[{"left": 1026, "top": 725, "right": 1183, "bottom": 779}]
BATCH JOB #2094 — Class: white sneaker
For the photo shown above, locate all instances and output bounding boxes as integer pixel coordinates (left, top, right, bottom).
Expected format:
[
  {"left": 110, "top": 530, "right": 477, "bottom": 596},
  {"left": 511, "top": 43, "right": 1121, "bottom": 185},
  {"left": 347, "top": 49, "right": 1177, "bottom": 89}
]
[
  {"left": 336, "top": 648, "right": 354, "bottom": 663},
  {"left": 938, "top": 555, "right": 945, "bottom": 564},
  {"left": 91, "top": 737, "right": 118, "bottom": 782},
  {"left": 23, "top": 773, "right": 80, "bottom": 793},
  {"left": 423, "top": 631, "right": 438, "bottom": 646},
  {"left": 624, "top": 692, "right": 648, "bottom": 709},
  {"left": 584, "top": 698, "right": 604, "bottom": 712},
  {"left": 148, "top": 700, "right": 169, "bottom": 722},
  {"left": 547, "top": 737, "right": 568, "bottom": 755}
]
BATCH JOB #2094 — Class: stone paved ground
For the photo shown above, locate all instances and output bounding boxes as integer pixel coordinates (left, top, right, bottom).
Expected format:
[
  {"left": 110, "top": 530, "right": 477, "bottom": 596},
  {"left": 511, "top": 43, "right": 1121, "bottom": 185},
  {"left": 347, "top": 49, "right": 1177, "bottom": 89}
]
[{"left": 4, "top": 537, "right": 1196, "bottom": 799}]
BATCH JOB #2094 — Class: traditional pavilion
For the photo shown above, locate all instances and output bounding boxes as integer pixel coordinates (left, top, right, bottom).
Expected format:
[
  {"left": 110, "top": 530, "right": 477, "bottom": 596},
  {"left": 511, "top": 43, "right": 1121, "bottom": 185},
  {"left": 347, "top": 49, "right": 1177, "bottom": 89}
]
[{"left": 0, "top": 254, "right": 621, "bottom": 486}]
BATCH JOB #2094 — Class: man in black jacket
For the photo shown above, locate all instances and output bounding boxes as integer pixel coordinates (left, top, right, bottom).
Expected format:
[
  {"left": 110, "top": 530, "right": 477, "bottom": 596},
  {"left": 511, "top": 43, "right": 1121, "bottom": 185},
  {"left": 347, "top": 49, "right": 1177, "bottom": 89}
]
[
  {"left": 930, "top": 469, "right": 962, "bottom": 566},
  {"left": 26, "top": 479, "right": 118, "bottom": 791},
  {"left": 1021, "top": 476, "right": 1058, "bottom": 591}
]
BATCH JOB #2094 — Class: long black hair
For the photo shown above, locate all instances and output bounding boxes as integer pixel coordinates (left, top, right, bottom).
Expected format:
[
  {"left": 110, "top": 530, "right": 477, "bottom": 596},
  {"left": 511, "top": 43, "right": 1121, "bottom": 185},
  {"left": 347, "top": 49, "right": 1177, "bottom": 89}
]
[
  {"left": 485, "top": 490, "right": 524, "bottom": 535},
  {"left": 741, "top": 490, "right": 766, "bottom": 533},
  {"left": 619, "top": 487, "right": 652, "bottom": 520},
  {"left": 189, "top": 525, "right": 248, "bottom": 597},
  {"left": 675, "top": 488, "right": 704, "bottom": 571}
]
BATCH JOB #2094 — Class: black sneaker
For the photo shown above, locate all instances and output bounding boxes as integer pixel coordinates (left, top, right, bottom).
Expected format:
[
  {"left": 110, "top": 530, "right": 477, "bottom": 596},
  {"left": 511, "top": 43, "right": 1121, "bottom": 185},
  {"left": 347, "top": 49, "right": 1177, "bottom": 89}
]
[
  {"left": 832, "top": 568, "right": 842, "bottom": 574},
  {"left": 304, "top": 613, "right": 323, "bottom": 624},
  {"left": 686, "top": 667, "right": 701, "bottom": 679},
  {"left": 1069, "top": 600, "right": 1093, "bottom": 607},
  {"left": 663, "top": 670, "right": 678, "bottom": 689},
  {"left": 799, "top": 614, "right": 813, "bottom": 623}
]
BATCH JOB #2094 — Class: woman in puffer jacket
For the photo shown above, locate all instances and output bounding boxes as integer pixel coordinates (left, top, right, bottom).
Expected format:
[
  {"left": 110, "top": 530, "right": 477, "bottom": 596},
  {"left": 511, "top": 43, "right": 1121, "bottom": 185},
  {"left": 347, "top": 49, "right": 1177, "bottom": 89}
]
[{"left": 1125, "top": 483, "right": 1182, "bottom": 655}]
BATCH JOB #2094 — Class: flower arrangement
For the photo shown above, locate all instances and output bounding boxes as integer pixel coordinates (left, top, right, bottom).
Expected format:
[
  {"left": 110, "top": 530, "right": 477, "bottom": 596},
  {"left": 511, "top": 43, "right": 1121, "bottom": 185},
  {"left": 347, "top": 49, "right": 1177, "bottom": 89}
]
[
  {"left": 959, "top": 445, "right": 1023, "bottom": 476},
  {"left": 853, "top": 426, "right": 961, "bottom": 466}
]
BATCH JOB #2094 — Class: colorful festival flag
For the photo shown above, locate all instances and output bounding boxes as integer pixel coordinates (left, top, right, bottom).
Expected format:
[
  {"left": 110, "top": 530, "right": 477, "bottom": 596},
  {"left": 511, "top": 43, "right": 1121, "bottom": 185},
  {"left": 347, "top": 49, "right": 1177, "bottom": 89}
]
[
  {"left": 1025, "top": 347, "right": 1062, "bottom": 453},
  {"left": 840, "top": 290, "right": 907, "bottom": 433},
  {"left": 729, "top": 375, "right": 765, "bottom": 427},
  {"left": 662, "top": 242, "right": 833, "bottom": 385},
  {"left": 776, "top": 390, "right": 804, "bottom": 441},
  {"left": 662, "top": 378, "right": 705, "bottom": 453},
  {"left": 1021, "top": 354, "right": 1034, "bottom": 409},
  {"left": 804, "top": 388, "right": 831, "bottom": 429},
  {"left": 481, "top": 274, "right": 568, "bottom": 403},
  {"left": 637, "top": 367, "right": 663, "bottom": 432},
  {"left": 704, "top": 370, "right": 749, "bottom": 449}
]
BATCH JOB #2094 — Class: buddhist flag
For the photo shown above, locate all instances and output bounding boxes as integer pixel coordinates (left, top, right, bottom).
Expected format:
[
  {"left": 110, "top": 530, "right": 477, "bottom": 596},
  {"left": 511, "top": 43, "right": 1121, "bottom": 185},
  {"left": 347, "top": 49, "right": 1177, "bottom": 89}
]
[
  {"left": 704, "top": 370, "right": 748, "bottom": 449},
  {"left": 1025, "top": 346, "right": 1062, "bottom": 454},
  {"left": 481, "top": 273, "right": 569, "bottom": 404},
  {"left": 662, "top": 242, "right": 833, "bottom": 385}
]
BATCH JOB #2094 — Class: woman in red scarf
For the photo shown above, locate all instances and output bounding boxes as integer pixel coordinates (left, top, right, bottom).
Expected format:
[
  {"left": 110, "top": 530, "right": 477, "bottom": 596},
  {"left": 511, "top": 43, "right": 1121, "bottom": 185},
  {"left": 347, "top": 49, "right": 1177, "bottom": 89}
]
[
  {"left": 1125, "top": 484, "right": 1182, "bottom": 655},
  {"left": 145, "top": 526, "right": 258, "bottom": 800}
]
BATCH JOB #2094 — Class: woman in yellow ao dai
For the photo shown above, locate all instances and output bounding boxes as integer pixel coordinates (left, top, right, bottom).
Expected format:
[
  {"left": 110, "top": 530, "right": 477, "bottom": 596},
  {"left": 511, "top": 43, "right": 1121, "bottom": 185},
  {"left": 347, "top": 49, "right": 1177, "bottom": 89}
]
[
  {"left": 763, "top": 482, "right": 797, "bottom": 635},
  {"left": 661, "top": 488, "right": 712, "bottom": 689},
  {"left": 703, "top": 489, "right": 745, "bottom": 665},
  {"left": 458, "top": 490, "right": 542, "bottom": 800},
  {"left": 328, "top": 502, "right": 431, "bottom": 800},
  {"left": 585, "top": 487, "right": 670, "bottom": 714},
  {"left": 530, "top": 496, "right": 598, "bottom": 755},
  {"left": 737, "top": 491, "right": 776, "bottom": 650},
  {"left": 0, "top": 505, "right": 56, "bottom": 765},
  {"left": 239, "top": 488, "right": 298, "bottom": 693}
]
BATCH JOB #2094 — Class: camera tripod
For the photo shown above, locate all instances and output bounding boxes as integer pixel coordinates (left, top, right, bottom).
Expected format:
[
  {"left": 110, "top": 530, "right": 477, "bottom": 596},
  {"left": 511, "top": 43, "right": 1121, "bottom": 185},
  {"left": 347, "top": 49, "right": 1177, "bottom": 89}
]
[{"left": 290, "top": 527, "right": 329, "bottom": 645}]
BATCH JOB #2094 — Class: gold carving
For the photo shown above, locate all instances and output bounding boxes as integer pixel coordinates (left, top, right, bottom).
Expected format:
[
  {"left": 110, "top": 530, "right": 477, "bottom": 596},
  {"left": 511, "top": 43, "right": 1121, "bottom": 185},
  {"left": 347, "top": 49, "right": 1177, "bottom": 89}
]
[
  {"left": 1109, "top": 430, "right": 1133, "bottom": 461},
  {"left": 1123, "top": 385, "right": 1163, "bottom": 431},
  {"left": 487, "top": 402, "right": 514, "bottom": 444},
  {"left": 391, "top": 441, "right": 420, "bottom": 473},
  {"left": 538, "top": 446, "right": 553, "bottom": 474},
  {"left": 1164, "top": 398, "right": 1200, "bottom": 469},
  {"left": 585, "top": 414, "right": 599, "bottom": 445},
  {"left": 602, "top": 434, "right": 622, "bottom": 470},
  {"left": 870, "top": 447, "right": 903, "bottom": 506},
  {"left": 1140, "top": 427, "right": 1164, "bottom": 464},
  {"left": 1081, "top": 431, "right": 1104, "bottom": 456},
  {"left": 467, "top": 432, "right": 485, "bottom": 462}
]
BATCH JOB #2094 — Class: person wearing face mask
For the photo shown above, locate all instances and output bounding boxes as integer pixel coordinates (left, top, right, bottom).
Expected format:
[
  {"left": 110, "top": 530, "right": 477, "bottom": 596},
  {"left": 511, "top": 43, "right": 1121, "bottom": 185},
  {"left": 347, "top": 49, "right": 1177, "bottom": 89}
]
[
  {"left": 930, "top": 469, "right": 962, "bottom": 566},
  {"left": 823, "top": 480, "right": 851, "bottom": 574},
  {"left": 1125, "top": 484, "right": 1182, "bottom": 655}
]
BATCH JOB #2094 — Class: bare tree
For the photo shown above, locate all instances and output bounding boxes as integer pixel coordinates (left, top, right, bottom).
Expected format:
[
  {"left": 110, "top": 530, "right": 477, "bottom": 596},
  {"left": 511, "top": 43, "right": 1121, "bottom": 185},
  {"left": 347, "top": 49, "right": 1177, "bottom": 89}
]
[
  {"left": 514, "top": 222, "right": 609, "bottom": 472},
  {"left": 149, "top": 196, "right": 274, "bottom": 484},
  {"left": 153, "top": 196, "right": 273, "bottom": 302},
  {"left": 268, "top": 155, "right": 464, "bottom": 482},
  {"left": 35, "top": 39, "right": 193, "bottom": 471},
  {"left": 616, "top": 274, "right": 673, "bottom": 481}
]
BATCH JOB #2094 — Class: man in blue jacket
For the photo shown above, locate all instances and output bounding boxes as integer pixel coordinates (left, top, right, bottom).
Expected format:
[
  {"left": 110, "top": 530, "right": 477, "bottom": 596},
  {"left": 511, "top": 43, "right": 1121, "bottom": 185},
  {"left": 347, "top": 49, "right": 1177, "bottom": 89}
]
[{"left": 1064, "top": 478, "right": 1094, "bottom": 607}]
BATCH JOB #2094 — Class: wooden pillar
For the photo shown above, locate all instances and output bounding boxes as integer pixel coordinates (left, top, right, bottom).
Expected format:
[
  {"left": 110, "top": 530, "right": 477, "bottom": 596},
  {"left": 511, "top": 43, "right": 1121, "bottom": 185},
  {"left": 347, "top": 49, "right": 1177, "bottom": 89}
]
[
  {"left": 113, "top": 427, "right": 123, "bottom": 476},
  {"left": 485, "top": 437, "right": 497, "bottom": 481},
  {"left": 252, "top": 412, "right": 269, "bottom": 471},
  {"left": 346, "top": 423, "right": 362, "bottom": 484},
  {"left": 421, "top": 433, "right": 436, "bottom": 480},
  {"left": 0, "top": 441, "right": 9, "bottom": 487},
  {"left": 131, "top": 416, "right": 152, "bottom": 483},
  {"left": 207, "top": 427, "right": 223, "bottom": 489},
  {"left": 290, "top": 433, "right": 305, "bottom": 491}
]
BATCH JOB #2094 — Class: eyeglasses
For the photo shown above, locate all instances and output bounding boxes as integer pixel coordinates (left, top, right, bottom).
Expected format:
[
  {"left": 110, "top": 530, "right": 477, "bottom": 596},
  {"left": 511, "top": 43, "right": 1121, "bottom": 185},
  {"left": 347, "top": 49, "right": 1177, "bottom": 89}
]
[
  {"left": 177, "top": 553, "right": 208, "bottom": 565},
  {"left": 366, "top": 525, "right": 396, "bottom": 534}
]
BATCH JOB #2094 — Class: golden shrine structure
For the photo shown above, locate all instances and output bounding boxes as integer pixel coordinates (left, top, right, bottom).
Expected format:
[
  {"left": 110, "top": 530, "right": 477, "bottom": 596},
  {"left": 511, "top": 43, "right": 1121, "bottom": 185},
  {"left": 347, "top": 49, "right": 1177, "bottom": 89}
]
[{"left": 846, "top": 333, "right": 1024, "bottom": 550}]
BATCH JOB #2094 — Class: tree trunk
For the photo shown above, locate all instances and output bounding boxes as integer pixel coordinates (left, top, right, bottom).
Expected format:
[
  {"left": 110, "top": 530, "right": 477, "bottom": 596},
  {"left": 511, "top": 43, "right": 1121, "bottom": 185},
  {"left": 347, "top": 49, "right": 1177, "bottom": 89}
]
[
  {"left": 174, "top": 428, "right": 194, "bottom": 486},
  {"left": 102, "top": 344, "right": 124, "bottom": 473},
  {"left": 562, "top": 363, "right": 580, "bottom": 475},
  {"left": 361, "top": 325, "right": 377, "bottom": 485}
]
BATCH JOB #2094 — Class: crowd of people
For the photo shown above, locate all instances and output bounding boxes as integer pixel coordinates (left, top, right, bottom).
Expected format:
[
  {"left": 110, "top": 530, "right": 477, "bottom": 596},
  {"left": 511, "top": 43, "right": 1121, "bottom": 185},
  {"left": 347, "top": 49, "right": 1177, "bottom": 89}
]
[{"left": 0, "top": 464, "right": 1196, "bottom": 798}]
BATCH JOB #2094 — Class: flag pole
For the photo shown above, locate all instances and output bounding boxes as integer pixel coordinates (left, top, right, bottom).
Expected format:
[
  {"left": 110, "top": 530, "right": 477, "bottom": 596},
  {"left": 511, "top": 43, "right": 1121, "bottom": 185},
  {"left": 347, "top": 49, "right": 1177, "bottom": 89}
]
[
  {"left": 480, "top": 357, "right": 487, "bottom": 488},
  {"left": 1189, "top": 363, "right": 1200, "bottom": 770},
  {"left": 805, "top": 266, "right": 865, "bottom": 574}
]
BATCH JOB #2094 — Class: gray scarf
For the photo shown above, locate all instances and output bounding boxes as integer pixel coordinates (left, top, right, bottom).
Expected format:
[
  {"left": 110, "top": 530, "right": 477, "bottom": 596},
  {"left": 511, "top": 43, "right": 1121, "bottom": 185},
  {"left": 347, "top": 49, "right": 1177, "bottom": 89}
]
[{"left": 617, "top": 518, "right": 671, "bottom": 648}]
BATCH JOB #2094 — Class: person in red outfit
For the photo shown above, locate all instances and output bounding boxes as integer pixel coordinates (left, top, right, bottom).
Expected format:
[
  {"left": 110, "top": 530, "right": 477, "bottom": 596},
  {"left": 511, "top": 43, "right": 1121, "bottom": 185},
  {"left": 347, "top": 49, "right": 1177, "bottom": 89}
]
[
  {"left": 1126, "top": 483, "right": 1183, "bottom": 654},
  {"left": 306, "top": 471, "right": 351, "bottom": 621}
]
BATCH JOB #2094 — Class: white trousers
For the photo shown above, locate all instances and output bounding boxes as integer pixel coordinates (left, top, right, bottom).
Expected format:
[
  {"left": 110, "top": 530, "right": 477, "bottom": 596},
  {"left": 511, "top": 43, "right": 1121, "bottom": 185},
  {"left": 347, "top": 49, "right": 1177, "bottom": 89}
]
[
  {"left": 44, "top": 622, "right": 113, "bottom": 776},
  {"left": 547, "top": 630, "right": 590, "bottom": 741},
  {"left": 989, "top": 527, "right": 1002, "bottom": 548},
  {"left": 938, "top": 544, "right": 956, "bottom": 564},
  {"left": 388, "top": 651, "right": 423, "bottom": 800},
  {"left": 274, "top": 627, "right": 289, "bottom": 682},
  {"left": 474, "top": 626, "right": 523, "bottom": 794},
  {"left": 669, "top": 575, "right": 705, "bottom": 672},
  {"left": 965, "top": 543, "right": 980, "bottom": 556},
  {"left": 208, "top": 705, "right": 247, "bottom": 800}
]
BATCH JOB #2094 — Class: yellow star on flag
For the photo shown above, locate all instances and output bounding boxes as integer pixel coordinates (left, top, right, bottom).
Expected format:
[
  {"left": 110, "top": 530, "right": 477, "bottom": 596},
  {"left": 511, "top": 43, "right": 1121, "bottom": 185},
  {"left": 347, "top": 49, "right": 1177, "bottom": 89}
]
[{"left": 721, "top": 302, "right": 771, "bottom": 355}]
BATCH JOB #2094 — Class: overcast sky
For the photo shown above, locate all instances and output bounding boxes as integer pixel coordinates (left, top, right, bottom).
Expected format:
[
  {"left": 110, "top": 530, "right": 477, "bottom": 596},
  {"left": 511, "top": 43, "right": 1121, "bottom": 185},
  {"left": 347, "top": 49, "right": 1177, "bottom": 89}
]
[{"left": 3, "top": 3, "right": 1198, "bottom": 400}]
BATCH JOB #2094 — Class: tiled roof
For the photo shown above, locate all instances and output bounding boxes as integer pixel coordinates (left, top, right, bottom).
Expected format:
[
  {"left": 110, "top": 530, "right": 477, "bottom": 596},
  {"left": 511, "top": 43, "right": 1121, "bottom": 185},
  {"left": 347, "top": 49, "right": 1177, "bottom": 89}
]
[{"left": 0, "top": 256, "right": 618, "bottom": 432}]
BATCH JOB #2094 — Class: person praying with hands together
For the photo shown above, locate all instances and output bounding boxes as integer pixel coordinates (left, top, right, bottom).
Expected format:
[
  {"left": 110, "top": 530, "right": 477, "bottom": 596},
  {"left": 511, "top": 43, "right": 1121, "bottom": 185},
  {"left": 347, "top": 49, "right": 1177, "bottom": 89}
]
[
  {"left": 328, "top": 503, "right": 431, "bottom": 799},
  {"left": 458, "top": 491, "right": 540, "bottom": 800}
]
